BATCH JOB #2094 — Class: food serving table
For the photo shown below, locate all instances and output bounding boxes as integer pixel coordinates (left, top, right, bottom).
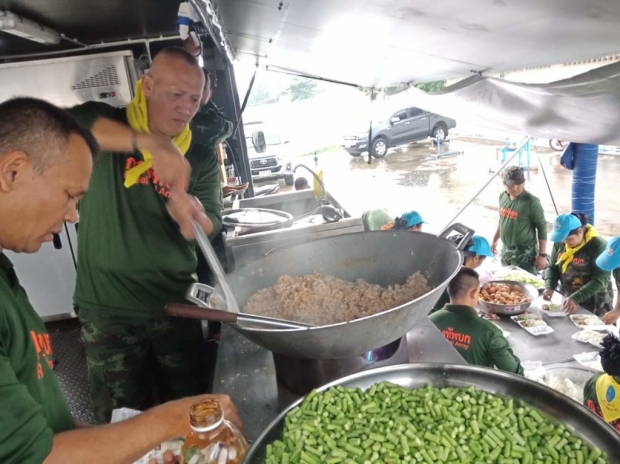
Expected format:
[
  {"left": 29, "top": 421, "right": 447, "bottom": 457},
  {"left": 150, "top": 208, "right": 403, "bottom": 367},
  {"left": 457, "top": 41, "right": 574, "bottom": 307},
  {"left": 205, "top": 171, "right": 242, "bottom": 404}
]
[
  {"left": 491, "top": 295, "right": 607, "bottom": 365},
  {"left": 212, "top": 318, "right": 465, "bottom": 441}
]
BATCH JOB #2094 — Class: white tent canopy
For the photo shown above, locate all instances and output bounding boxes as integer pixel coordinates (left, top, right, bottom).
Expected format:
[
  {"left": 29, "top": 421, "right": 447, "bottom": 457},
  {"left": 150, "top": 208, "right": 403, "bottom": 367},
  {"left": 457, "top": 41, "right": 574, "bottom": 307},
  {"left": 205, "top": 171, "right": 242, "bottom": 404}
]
[
  {"left": 213, "top": 0, "right": 620, "bottom": 142},
  {"left": 215, "top": 0, "right": 620, "bottom": 87},
  {"left": 407, "top": 62, "right": 620, "bottom": 145}
]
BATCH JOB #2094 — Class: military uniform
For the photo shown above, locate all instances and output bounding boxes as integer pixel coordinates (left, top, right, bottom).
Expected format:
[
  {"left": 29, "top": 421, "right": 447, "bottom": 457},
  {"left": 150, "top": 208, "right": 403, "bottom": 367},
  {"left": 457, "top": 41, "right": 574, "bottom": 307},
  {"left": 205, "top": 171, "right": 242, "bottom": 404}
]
[
  {"left": 430, "top": 304, "right": 524, "bottom": 375},
  {"left": 584, "top": 373, "right": 620, "bottom": 434},
  {"left": 498, "top": 190, "right": 547, "bottom": 274},
  {"left": 362, "top": 209, "right": 393, "bottom": 231},
  {"left": 546, "top": 237, "right": 613, "bottom": 316},
  {"left": 70, "top": 101, "right": 230, "bottom": 423},
  {"left": 0, "top": 254, "right": 74, "bottom": 462}
]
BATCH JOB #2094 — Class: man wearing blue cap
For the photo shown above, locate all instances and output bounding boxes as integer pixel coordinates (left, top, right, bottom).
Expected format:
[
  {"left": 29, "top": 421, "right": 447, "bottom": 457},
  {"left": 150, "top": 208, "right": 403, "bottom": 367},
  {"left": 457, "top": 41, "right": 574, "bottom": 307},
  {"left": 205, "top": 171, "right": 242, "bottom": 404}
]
[
  {"left": 544, "top": 213, "right": 613, "bottom": 315},
  {"left": 595, "top": 237, "right": 620, "bottom": 325},
  {"left": 361, "top": 209, "right": 426, "bottom": 231},
  {"left": 431, "top": 235, "right": 495, "bottom": 313},
  {"left": 491, "top": 166, "right": 548, "bottom": 274}
]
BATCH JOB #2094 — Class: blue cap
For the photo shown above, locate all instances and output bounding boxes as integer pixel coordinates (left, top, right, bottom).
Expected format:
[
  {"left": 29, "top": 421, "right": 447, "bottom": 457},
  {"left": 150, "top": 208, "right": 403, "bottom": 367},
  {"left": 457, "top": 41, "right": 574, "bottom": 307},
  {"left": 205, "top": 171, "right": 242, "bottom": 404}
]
[
  {"left": 596, "top": 237, "right": 620, "bottom": 271},
  {"left": 401, "top": 211, "right": 427, "bottom": 227},
  {"left": 468, "top": 236, "right": 494, "bottom": 257},
  {"left": 549, "top": 214, "right": 582, "bottom": 242}
]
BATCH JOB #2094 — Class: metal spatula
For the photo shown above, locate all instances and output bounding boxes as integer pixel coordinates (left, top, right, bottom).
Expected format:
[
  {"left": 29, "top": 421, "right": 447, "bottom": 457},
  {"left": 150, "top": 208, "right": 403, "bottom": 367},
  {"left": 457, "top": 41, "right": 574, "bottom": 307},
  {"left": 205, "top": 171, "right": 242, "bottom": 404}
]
[{"left": 193, "top": 222, "right": 240, "bottom": 313}]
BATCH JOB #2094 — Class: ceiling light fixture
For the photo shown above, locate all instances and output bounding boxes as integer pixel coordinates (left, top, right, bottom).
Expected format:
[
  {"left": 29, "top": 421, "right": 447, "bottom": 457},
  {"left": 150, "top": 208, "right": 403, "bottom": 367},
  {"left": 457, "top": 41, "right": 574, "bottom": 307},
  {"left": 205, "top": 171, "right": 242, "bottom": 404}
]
[{"left": 0, "top": 11, "right": 61, "bottom": 44}]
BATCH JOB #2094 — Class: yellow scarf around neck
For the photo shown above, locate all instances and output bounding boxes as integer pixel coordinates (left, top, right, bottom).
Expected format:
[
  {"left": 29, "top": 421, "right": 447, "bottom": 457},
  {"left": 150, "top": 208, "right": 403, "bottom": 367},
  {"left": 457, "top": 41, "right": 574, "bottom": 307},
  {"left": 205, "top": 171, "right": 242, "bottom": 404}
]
[
  {"left": 124, "top": 80, "right": 192, "bottom": 187},
  {"left": 557, "top": 224, "right": 599, "bottom": 273}
]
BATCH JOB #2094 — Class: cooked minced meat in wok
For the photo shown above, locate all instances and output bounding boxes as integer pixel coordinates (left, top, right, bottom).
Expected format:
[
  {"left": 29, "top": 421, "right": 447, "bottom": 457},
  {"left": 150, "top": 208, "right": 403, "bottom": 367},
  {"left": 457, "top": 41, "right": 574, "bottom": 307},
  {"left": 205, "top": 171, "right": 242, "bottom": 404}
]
[{"left": 243, "top": 272, "right": 429, "bottom": 326}]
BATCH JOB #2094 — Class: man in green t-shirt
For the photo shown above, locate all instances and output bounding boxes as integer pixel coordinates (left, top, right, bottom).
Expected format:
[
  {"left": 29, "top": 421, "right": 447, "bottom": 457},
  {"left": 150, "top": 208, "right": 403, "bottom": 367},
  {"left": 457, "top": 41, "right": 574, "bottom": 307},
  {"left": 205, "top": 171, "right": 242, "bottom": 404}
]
[
  {"left": 583, "top": 333, "right": 620, "bottom": 434},
  {"left": 430, "top": 268, "right": 524, "bottom": 375},
  {"left": 0, "top": 97, "right": 239, "bottom": 463},
  {"left": 491, "top": 166, "right": 548, "bottom": 274},
  {"left": 68, "top": 47, "right": 231, "bottom": 422}
]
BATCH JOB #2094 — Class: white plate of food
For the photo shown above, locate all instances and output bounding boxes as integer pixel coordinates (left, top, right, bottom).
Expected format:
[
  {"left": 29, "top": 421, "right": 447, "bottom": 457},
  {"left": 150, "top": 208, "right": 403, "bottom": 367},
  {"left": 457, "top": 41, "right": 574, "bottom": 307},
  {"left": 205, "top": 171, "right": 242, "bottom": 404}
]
[
  {"left": 478, "top": 311, "right": 500, "bottom": 321},
  {"left": 573, "top": 352, "right": 603, "bottom": 371},
  {"left": 570, "top": 314, "right": 609, "bottom": 332},
  {"left": 571, "top": 330, "right": 605, "bottom": 345},
  {"left": 540, "top": 302, "right": 568, "bottom": 318},
  {"left": 511, "top": 311, "right": 542, "bottom": 323},
  {"left": 516, "top": 319, "right": 553, "bottom": 336}
]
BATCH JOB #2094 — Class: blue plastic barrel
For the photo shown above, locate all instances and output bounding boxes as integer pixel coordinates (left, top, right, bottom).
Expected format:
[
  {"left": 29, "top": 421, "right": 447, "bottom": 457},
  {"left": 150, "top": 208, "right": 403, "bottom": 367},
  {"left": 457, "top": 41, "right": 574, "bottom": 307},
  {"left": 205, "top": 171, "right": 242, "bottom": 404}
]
[{"left": 570, "top": 143, "right": 599, "bottom": 224}]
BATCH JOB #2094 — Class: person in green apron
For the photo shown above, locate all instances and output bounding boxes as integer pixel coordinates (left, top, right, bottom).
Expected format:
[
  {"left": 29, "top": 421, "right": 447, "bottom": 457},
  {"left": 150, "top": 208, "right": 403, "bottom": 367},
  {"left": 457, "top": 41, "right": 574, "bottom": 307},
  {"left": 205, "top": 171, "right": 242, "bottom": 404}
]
[
  {"left": 430, "top": 235, "right": 494, "bottom": 314},
  {"left": 544, "top": 213, "right": 613, "bottom": 316},
  {"left": 583, "top": 333, "right": 620, "bottom": 434},
  {"left": 491, "top": 166, "right": 548, "bottom": 274},
  {"left": 595, "top": 237, "right": 620, "bottom": 326},
  {"left": 362, "top": 209, "right": 427, "bottom": 231}
]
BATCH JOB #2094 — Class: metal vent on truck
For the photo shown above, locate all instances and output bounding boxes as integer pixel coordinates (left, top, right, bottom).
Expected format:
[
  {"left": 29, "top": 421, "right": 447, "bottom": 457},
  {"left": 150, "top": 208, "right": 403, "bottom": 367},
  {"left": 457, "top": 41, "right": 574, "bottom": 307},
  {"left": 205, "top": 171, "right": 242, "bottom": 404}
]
[{"left": 72, "top": 66, "right": 120, "bottom": 90}]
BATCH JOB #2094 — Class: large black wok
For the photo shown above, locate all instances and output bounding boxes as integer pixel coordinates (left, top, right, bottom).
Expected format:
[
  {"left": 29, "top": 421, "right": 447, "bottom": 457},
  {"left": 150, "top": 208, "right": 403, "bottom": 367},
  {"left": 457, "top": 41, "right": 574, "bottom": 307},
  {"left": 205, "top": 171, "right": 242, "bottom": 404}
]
[{"left": 177, "top": 225, "right": 471, "bottom": 359}]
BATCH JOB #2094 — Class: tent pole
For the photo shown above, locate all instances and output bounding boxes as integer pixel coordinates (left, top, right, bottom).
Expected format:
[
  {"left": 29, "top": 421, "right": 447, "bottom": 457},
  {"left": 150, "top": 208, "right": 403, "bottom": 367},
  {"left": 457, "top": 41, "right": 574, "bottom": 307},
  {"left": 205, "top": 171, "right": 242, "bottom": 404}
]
[
  {"left": 442, "top": 136, "right": 531, "bottom": 229},
  {"left": 367, "top": 88, "right": 374, "bottom": 165}
]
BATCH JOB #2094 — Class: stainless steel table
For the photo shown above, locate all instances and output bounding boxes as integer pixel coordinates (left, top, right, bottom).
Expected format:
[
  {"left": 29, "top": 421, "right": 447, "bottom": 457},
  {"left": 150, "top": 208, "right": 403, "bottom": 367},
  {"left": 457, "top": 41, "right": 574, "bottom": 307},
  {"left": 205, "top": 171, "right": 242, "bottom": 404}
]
[
  {"left": 493, "top": 296, "right": 603, "bottom": 365},
  {"left": 212, "top": 317, "right": 465, "bottom": 441}
]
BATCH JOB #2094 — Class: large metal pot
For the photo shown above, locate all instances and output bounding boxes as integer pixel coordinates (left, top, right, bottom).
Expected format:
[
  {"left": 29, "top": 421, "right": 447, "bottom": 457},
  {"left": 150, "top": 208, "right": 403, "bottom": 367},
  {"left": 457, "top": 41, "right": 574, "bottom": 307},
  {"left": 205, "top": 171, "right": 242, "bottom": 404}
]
[
  {"left": 243, "top": 363, "right": 620, "bottom": 463},
  {"left": 195, "top": 226, "right": 471, "bottom": 359},
  {"left": 479, "top": 280, "right": 538, "bottom": 315}
]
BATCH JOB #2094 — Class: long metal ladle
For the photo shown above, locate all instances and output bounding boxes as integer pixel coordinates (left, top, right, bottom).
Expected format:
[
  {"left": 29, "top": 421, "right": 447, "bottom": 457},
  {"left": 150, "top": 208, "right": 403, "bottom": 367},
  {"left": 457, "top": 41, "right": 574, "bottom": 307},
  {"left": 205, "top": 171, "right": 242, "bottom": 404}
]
[{"left": 190, "top": 222, "right": 312, "bottom": 330}]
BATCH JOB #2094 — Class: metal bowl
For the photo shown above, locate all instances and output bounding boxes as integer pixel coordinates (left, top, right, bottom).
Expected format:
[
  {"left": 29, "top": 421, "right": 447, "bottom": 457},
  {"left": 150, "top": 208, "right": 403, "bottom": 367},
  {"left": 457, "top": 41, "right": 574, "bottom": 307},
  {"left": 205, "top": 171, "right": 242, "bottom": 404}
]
[
  {"left": 527, "top": 363, "right": 598, "bottom": 404},
  {"left": 242, "top": 363, "right": 620, "bottom": 463},
  {"left": 479, "top": 280, "right": 539, "bottom": 315}
]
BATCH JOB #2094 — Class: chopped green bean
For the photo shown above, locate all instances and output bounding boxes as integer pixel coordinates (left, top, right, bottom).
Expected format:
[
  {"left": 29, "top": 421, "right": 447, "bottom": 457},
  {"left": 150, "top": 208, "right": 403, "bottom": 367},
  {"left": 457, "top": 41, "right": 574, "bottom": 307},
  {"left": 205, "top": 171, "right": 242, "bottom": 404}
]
[{"left": 264, "top": 382, "right": 608, "bottom": 464}]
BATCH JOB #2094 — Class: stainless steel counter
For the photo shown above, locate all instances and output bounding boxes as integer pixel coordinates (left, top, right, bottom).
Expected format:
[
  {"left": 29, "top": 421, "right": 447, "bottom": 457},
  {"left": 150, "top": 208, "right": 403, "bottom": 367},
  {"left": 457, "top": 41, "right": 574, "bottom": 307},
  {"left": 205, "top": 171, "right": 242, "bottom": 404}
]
[
  {"left": 493, "top": 298, "right": 603, "bottom": 365},
  {"left": 212, "top": 317, "right": 465, "bottom": 441}
]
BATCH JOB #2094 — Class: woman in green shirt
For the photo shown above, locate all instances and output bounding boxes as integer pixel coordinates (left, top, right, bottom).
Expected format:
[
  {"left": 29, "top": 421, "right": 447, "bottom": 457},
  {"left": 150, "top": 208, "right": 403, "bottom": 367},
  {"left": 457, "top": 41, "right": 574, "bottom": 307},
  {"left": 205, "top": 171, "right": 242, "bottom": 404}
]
[{"left": 544, "top": 213, "right": 613, "bottom": 316}]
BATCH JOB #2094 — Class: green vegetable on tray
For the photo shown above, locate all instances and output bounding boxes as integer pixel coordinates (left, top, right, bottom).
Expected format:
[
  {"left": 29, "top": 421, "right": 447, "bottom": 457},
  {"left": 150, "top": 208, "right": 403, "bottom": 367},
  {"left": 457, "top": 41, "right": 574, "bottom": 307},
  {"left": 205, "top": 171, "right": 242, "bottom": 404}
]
[
  {"left": 264, "top": 382, "right": 608, "bottom": 464},
  {"left": 542, "top": 303, "right": 563, "bottom": 312},
  {"left": 494, "top": 272, "right": 545, "bottom": 287}
]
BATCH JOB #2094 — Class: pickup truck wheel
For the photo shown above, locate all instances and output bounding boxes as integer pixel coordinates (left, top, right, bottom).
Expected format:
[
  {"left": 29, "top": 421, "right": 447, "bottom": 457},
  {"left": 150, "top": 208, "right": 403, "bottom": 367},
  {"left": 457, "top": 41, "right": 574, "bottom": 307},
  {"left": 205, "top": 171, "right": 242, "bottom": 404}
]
[
  {"left": 371, "top": 137, "right": 389, "bottom": 158},
  {"left": 432, "top": 123, "right": 448, "bottom": 140}
]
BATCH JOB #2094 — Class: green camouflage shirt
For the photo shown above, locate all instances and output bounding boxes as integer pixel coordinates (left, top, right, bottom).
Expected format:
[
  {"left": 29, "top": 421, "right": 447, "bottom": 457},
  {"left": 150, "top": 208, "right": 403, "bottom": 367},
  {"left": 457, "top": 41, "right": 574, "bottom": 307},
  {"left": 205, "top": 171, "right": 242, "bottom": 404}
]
[
  {"left": 499, "top": 191, "right": 547, "bottom": 247},
  {"left": 546, "top": 237, "right": 613, "bottom": 315}
]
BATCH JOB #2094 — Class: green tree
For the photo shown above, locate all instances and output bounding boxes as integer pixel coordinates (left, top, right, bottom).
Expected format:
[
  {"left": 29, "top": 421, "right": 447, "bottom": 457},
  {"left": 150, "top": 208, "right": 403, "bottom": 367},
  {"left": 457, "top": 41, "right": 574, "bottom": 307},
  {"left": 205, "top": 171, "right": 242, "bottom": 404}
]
[{"left": 286, "top": 78, "right": 318, "bottom": 101}]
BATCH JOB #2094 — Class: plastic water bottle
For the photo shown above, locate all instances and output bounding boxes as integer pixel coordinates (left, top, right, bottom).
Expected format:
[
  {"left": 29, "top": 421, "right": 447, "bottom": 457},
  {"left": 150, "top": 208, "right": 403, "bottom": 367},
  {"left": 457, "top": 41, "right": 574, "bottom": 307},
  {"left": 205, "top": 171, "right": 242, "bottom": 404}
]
[{"left": 181, "top": 399, "right": 248, "bottom": 464}]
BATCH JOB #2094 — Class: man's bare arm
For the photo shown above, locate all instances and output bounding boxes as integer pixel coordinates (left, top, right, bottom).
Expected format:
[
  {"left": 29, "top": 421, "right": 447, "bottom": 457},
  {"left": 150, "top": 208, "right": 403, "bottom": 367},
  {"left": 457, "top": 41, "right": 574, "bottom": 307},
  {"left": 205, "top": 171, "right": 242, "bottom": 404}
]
[{"left": 45, "top": 394, "right": 239, "bottom": 464}]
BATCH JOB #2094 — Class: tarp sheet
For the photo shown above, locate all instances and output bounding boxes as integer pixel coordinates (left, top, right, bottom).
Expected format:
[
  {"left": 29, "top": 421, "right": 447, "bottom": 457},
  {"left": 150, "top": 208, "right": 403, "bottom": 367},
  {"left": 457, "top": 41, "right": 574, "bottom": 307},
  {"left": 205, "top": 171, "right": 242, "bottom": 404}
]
[{"left": 407, "top": 61, "right": 620, "bottom": 145}]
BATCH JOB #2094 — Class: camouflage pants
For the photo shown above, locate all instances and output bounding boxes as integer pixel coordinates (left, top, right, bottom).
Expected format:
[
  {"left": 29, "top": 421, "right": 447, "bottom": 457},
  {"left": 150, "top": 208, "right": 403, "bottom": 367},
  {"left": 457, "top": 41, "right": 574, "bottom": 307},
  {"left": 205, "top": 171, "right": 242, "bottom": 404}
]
[
  {"left": 501, "top": 244, "right": 538, "bottom": 275},
  {"left": 79, "top": 307, "right": 209, "bottom": 423}
]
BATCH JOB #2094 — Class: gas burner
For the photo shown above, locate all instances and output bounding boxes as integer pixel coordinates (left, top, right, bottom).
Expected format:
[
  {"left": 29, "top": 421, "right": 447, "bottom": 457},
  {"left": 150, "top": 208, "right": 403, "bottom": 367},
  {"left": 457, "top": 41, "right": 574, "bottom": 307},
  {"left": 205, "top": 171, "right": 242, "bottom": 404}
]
[{"left": 272, "top": 336, "right": 409, "bottom": 395}]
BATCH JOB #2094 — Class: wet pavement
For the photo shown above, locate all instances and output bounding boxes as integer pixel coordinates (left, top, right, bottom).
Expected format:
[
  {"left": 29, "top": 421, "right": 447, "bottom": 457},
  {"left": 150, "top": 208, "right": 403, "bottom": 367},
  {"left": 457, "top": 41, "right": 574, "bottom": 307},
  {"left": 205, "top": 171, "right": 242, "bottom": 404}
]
[{"left": 258, "top": 137, "right": 620, "bottom": 243}]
